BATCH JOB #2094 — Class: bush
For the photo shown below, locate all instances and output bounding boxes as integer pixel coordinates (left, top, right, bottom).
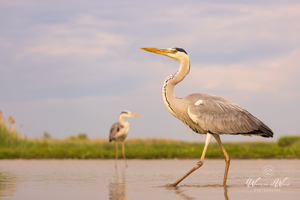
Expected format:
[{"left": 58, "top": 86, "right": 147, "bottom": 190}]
[
  {"left": 77, "top": 133, "right": 88, "bottom": 140},
  {"left": 277, "top": 135, "right": 300, "bottom": 147}
]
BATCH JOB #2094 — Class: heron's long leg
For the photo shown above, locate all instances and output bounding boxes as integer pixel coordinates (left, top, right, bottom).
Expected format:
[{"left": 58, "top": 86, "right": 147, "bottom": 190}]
[
  {"left": 171, "top": 133, "right": 213, "bottom": 187},
  {"left": 213, "top": 135, "right": 230, "bottom": 185},
  {"left": 115, "top": 142, "right": 118, "bottom": 168},
  {"left": 122, "top": 141, "right": 128, "bottom": 167}
]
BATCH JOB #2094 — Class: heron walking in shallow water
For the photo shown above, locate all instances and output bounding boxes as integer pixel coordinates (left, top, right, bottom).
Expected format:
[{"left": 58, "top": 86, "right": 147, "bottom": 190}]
[
  {"left": 109, "top": 111, "right": 141, "bottom": 167},
  {"left": 141, "top": 47, "right": 273, "bottom": 186}
]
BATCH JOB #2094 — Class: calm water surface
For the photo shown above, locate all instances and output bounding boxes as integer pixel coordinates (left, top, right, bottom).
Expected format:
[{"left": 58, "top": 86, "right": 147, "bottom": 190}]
[{"left": 0, "top": 159, "right": 299, "bottom": 200}]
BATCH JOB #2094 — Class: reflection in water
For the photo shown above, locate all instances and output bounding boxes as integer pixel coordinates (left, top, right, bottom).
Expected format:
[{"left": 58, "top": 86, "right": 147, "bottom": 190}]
[
  {"left": 224, "top": 186, "right": 229, "bottom": 200},
  {"left": 108, "top": 167, "right": 128, "bottom": 200},
  {"left": 165, "top": 185, "right": 229, "bottom": 200},
  {"left": 0, "top": 172, "right": 17, "bottom": 198},
  {"left": 171, "top": 187, "right": 195, "bottom": 200}
]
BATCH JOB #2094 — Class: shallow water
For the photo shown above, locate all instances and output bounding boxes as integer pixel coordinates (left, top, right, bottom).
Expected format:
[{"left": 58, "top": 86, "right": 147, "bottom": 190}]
[{"left": 0, "top": 159, "right": 299, "bottom": 200}]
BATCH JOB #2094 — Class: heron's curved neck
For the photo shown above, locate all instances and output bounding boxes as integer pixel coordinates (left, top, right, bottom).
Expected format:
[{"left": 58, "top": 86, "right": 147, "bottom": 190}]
[
  {"left": 119, "top": 115, "right": 127, "bottom": 126},
  {"left": 162, "top": 57, "right": 190, "bottom": 116}
]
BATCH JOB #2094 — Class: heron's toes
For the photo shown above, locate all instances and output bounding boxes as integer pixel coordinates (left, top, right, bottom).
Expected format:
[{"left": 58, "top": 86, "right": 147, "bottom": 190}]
[{"left": 165, "top": 183, "right": 177, "bottom": 187}]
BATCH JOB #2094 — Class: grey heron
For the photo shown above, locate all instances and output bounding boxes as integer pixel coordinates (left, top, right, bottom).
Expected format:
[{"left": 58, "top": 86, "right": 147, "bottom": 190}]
[
  {"left": 141, "top": 47, "right": 273, "bottom": 186},
  {"left": 109, "top": 110, "right": 141, "bottom": 167}
]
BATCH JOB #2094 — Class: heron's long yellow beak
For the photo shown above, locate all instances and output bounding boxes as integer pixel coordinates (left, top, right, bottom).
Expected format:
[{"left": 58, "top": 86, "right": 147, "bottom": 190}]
[
  {"left": 130, "top": 113, "right": 142, "bottom": 117},
  {"left": 140, "top": 47, "right": 172, "bottom": 56}
]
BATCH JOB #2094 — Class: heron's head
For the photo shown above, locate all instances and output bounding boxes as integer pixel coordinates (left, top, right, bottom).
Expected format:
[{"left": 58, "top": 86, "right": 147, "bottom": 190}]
[
  {"left": 120, "top": 110, "right": 142, "bottom": 118},
  {"left": 141, "top": 47, "right": 188, "bottom": 62}
]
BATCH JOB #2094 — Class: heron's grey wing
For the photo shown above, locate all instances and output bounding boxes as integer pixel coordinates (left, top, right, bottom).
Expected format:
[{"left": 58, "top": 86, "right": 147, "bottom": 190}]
[
  {"left": 109, "top": 122, "right": 122, "bottom": 142},
  {"left": 188, "top": 100, "right": 273, "bottom": 137}
]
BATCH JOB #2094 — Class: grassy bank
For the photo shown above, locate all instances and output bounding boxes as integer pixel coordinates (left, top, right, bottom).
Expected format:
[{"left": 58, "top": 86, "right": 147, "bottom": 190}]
[{"left": 0, "top": 126, "right": 299, "bottom": 159}]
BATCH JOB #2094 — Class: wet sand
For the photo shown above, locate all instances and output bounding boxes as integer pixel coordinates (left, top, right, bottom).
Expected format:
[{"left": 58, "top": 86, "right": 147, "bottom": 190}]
[{"left": 0, "top": 159, "right": 299, "bottom": 200}]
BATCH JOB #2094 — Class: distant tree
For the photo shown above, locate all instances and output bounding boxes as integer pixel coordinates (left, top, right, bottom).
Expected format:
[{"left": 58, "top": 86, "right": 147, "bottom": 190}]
[
  {"left": 43, "top": 131, "right": 51, "bottom": 139},
  {"left": 77, "top": 133, "right": 88, "bottom": 140}
]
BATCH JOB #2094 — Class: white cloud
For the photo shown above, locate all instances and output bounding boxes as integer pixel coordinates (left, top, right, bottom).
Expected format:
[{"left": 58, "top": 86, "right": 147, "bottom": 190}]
[
  {"left": 180, "top": 48, "right": 300, "bottom": 100},
  {"left": 144, "top": 3, "right": 300, "bottom": 63},
  {"left": 15, "top": 15, "right": 130, "bottom": 60}
]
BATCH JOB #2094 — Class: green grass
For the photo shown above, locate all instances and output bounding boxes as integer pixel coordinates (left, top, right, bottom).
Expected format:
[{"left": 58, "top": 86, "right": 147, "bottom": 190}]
[{"left": 0, "top": 126, "right": 299, "bottom": 159}]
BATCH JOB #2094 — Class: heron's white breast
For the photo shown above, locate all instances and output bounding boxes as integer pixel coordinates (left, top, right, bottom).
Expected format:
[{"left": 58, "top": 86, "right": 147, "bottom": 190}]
[{"left": 115, "top": 122, "right": 130, "bottom": 138}]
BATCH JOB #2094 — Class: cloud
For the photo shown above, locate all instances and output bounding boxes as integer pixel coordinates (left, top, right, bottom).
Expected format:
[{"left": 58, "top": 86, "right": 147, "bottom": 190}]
[
  {"left": 142, "top": 3, "right": 300, "bottom": 64},
  {"left": 175, "top": 48, "right": 299, "bottom": 101},
  {"left": 15, "top": 15, "right": 130, "bottom": 60}
]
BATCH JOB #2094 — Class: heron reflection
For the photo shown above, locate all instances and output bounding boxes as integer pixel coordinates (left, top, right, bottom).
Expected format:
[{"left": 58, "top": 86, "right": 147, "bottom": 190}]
[
  {"left": 165, "top": 185, "right": 229, "bottom": 200},
  {"left": 108, "top": 168, "right": 128, "bottom": 200}
]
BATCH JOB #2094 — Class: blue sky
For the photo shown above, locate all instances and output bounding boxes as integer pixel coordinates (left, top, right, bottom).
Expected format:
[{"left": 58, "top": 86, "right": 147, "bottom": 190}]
[{"left": 1, "top": 0, "right": 299, "bottom": 142}]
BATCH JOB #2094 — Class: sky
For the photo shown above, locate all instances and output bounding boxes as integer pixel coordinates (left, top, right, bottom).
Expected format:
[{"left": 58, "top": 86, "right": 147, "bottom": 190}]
[{"left": 0, "top": 0, "right": 300, "bottom": 142}]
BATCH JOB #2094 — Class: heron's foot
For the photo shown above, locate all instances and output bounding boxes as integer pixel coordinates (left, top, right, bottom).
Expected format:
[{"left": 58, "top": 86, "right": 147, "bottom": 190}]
[{"left": 165, "top": 183, "right": 178, "bottom": 187}]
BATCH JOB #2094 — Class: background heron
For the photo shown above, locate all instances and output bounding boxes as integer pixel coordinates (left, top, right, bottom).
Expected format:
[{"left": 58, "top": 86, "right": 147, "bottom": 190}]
[
  {"left": 141, "top": 47, "right": 273, "bottom": 187},
  {"left": 109, "top": 110, "right": 141, "bottom": 167}
]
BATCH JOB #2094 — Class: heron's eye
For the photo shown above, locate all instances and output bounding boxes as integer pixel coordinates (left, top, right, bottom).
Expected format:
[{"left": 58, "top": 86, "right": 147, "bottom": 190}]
[{"left": 173, "top": 49, "right": 177, "bottom": 53}]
